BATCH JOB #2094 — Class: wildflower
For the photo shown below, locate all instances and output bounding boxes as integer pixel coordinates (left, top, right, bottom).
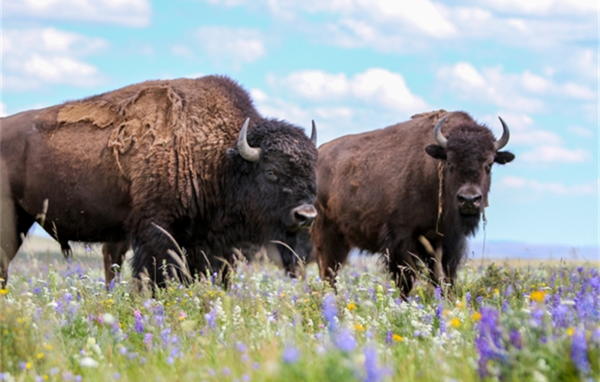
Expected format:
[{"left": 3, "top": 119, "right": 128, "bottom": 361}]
[
  {"left": 347, "top": 302, "right": 356, "bottom": 311},
  {"left": 79, "top": 357, "right": 99, "bottom": 368},
  {"left": 392, "top": 334, "right": 402, "bottom": 342},
  {"left": 335, "top": 329, "right": 357, "bottom": 352},
  {"left": 566, "top": 328, "right": 575, "bottom": 337},
  {"left": 509, "top": 329, "right": 522, "bottom": 349},
  {"left": 134, "top": 310, "right": 144, "bottom": 333},
  {"left": 322, "top": 294, "right": 338, "bottom": 332},
  {"left": 449, "top": 318, "right": 460, "bottom": 328},
  {"left": 354, "top": 324, "right": 366, "bottom": 332},
  {"left": 571, "top": 329, "right": 591, "bottom": 376},
  {"left": 475, "top": 307, "right": 506, "bottom": 378},
  {"left": 0, "top": 289, "right": 8, "bottom": 295},
  {"left": 36, "top": 353, "right": 44, "bottom": 359},
  {"left": 144, "top": 333, "right": 153, "bottom": 348},
  {"left": 363, "top": 346, "right": 385, "bottom": 382},
  {"left": 282, "top": 345, "right": 300, "bottom": 363},
  {"left": 101, "top": 313, "right": 115, "bottom": 325},
  {"left": 530, "top": 290, "right": 546, "bottom": 303},
  {"left": 472, "top": 312, "right": 482, "bottom": 322},
  {"left": 205, "top": 307, "right": 217, "bottom": 329}
]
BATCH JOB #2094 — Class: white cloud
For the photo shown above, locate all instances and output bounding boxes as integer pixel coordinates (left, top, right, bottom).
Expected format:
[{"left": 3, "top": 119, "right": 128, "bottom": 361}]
[
  {"left": 5, "top": 0, "right": 151, "bottom": 27},
  {"left": 481, "top": 112, "right": 562, "bottom": 146},
  {"left": 520, "top": 145, "right": 590, "bottom": 163},
  {"left": 438, "top": 62, "right": 596, "bottom": 111},
  {"left": 568, "top": 125, "right": 594, "bottom": 138},
  {"left": 275, "top": 68, "right": 427, "bottom": 113},
  {"left": 475, "top": 0, "right": 598, "bottom": 17},
  {"left": 501, "top": 176, "right": 598, "bottom": 196},
  {"left": 195, "top": 27, "right": 266, "bottom": 65},
  {"left": 2, "top": 28, "right": 106, "bottom": 91}
]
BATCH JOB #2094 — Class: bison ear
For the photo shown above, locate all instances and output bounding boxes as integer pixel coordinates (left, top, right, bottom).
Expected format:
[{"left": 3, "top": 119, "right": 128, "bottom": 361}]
[
  {"left": 495, "top": 151, "right": 515, "bottom": 165},
  {"left": 425, "top": 145, "right": 446, "bottom": 160}
]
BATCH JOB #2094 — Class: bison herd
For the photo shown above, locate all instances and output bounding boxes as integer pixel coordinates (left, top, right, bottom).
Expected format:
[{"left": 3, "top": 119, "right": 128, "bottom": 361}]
[{"left": 0, "top": 75, "right": 514, "bottom": 297}]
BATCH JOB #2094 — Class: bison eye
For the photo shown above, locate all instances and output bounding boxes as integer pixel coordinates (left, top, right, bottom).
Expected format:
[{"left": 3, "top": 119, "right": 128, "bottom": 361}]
[
  {"left": 485, "top": 164, "right": 492, "bottom": 174},
  {"left": 265, "top": 170, "right": 278, "bottom": 182}
]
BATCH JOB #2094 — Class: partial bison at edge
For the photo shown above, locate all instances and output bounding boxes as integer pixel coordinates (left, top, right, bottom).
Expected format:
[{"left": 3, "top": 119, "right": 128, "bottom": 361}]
[
  {"left": 0, "top": 75, "right": 318, "bottom": 288},
  {"left": 312, "top": 110, "right": 515, "bottom": 296}
]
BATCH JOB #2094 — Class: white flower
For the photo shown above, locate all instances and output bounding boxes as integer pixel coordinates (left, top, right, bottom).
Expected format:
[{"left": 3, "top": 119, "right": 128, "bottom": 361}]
[{"left": 79, "top": 357, "right": 99, "bottom": 368}]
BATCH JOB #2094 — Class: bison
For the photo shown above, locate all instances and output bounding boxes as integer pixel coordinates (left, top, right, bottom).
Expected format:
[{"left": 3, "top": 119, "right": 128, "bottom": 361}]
[
  {"left": 0, "top": 75, "right": 318, "bottom": 288},
  {"left": 312, "top": 110, "right": 514, "bottom": 296}
]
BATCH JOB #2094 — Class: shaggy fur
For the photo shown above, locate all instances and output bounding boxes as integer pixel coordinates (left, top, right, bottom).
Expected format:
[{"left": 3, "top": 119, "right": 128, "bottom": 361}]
[
  {"left": 312, "top": 110, "right": 514, "bottom": 296},
  {"left": 0, "top": 75, "right": 317, "bottom": 286}
]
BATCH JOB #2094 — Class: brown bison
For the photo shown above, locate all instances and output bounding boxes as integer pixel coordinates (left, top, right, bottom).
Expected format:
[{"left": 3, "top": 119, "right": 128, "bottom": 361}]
[
  {"left": 312, "top": 110, "right": 514, "bottom": 296},
  {"left": 0, "top": 75, "right": 318, "bottom": 287}
]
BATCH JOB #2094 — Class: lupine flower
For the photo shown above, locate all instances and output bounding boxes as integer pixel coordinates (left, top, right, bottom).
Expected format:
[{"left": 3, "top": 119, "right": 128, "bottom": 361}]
[
  {"left": 363, "top": 346, "right": 385, "bottom": 382},
  {"left": 335, "top": 329, "right": 357, "bottom": 352},
  {"left": 322, "top": 294, "right": 338, "bottom": 332},
  {"left": 571, "top": 329, "right": 591, "bottom": 376},
  {"left": 282, "top": 345, "right": 300, "bottom": 363},
  {"left": 134, "top": 310, "right": 144, "bottom": 333}
]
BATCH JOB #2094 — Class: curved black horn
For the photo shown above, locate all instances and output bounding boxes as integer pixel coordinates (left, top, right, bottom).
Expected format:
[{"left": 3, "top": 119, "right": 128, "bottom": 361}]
[
  {"left": 494, "top": 117, "right": 510, "bottom": 151},
  {"left": 433, "top": 116, "right": 448, "bottom": 148},
  {"left": 237, "top": 118, "right": 261, "bottom": 162},
  {"left": 310, "top": 120, "right": 317, "bottom": 146}
]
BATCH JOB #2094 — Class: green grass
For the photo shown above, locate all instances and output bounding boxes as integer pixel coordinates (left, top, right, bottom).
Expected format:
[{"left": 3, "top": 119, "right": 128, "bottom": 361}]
[{"left": 0, "top": 251, "right": 598, "bottom": 382}]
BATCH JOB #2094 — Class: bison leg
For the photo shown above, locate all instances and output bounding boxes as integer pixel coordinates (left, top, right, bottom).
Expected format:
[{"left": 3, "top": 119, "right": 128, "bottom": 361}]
[
  {"left": 312, "top": 216, "right": 350, "bottom": 286},
  {"left": 103, "top": 241, "right": 130, "bottom": 289},
  {"left": 129, "top": 222, "right": 184, "bottom": 289},
  {"left": 0, "top": 205, "right": 35, "bottom": 288}
]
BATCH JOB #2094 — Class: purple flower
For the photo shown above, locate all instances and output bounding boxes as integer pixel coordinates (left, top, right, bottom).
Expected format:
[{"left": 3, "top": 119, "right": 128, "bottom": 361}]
[
  {"left": 434, "top": 287, "right": 442, "bottom": 301},
  {"left": 236, "top": 342, "right": 247, "bottom": 353},
  {"left": 475, "top": 307, "right": 506, "bottom": 378},
  {"left": 385, "top": 330, "right": 393, "bottom": 345},
  {"left": 465, "top": 292, "right": 471, "bottom": 307},
  {"left": 143, "top": 333, "right": 153, "bottom": 348},
  {"left": 571, "top": 329, "right": 591, "bottom": 376},
  {"left": 205, "top": 306, "right": 217, "bottom": 329},
  {"left": 134, "top": 310, "right": 144, "bottom": 333},
  {"left": 509, "top": 329, "right": 522, "bottom": 349},
  {"left": 363, "top": 346, "right": 385, "bottom": 382},
  {"left": 282, "top": 345, "right": 300, "bottom": 363},
  {"left": 335, "top": 329, "right": 357, "bottom": 352},
  {"left": 322, "top": 294, "right": 338, "bottom": 332}
]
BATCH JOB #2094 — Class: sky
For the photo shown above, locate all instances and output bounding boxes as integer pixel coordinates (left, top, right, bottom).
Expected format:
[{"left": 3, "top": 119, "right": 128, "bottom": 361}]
[{"left": 2, "top": 0, "right": 599, "bottom": 249}]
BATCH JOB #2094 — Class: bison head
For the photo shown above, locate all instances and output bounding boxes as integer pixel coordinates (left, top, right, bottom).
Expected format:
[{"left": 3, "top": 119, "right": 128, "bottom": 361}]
[
  {"left": 424, "top": 115, "right": 515, "bottom": 235},
  {"left": 227, "top": 117, "right": 318, "bottom": 265}
]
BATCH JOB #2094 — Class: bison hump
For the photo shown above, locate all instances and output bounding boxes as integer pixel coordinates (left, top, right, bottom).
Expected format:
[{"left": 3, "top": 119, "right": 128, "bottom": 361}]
[{"left": 58, "top": 101, "right": 120, "bottom": 129}]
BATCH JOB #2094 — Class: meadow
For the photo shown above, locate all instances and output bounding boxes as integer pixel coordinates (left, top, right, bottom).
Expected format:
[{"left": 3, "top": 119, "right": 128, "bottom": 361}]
[{"left": 0, "top": 241, "right": 598, "bottom": 382}]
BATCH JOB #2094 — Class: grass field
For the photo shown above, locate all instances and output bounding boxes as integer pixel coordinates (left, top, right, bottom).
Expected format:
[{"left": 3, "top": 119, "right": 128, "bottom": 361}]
[{"left": 0, "top": 239, "right": 598, "bottom": 382}]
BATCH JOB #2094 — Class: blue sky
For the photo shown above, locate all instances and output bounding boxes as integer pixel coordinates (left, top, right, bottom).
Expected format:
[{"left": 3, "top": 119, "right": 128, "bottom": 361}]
[{"left": 2, "top": 0, "right": 598, "bottom": 248}]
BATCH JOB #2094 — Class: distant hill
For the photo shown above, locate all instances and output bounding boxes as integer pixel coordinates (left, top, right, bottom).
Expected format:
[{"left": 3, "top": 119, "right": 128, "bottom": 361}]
[{"left": 467, "top": 241, "right": 598, "bottom": 262}]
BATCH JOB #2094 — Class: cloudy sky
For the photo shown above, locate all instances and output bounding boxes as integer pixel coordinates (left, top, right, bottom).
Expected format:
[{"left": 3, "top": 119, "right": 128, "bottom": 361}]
[{"left": 2, "top": 0, "right": 598, "bottom": 249}]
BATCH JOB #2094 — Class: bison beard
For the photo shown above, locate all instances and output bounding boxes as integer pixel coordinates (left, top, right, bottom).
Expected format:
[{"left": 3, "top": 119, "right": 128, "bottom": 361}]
[
  {"left": 0, "top": 75, "right": 317, "bottom": 288},
  {"left": 312, "top": 110, "right": 514, "bottom": 297}
]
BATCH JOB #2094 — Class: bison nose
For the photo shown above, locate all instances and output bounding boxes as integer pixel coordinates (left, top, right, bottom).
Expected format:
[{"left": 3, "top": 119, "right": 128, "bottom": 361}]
[
  {"left": 457, "top": 193, "right": 482, "bottom": 211},
  {"left": 291, "top": 204, "right": 317, "bottom": 228}
]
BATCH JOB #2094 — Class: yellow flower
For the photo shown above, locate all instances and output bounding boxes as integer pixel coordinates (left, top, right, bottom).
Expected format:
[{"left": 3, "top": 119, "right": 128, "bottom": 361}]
[
  {"left": 280, "top": 293, "right": 286, "bottom": 298},
  {"left": 0, "top": 289, "right": 8, "bottom": 295},
  {"left": 44, "top": 344, "right": 53, "bottom": 350},
  {"left": 347, "top": 302, "right": 356, "bottom": 311},
  {"left": 392, "top": 334, "right": 403, "bottom": 342},
  {"left": 567, "top": 327, "right": 575, "bottom": 337},
  {"left": 43, "top": 375, "right": 48, "bottom": 381},
  {"left": 26, "top": 362, "right": 32, "bottom": 370},
  {"left": 37, "top": 352, "right": 44, "bottom": 359},
  {"left": 530, "top": 291, "right": 546, "bottom": 303},
  {"left": 450, "top": 317, "right": 460, "bottom": 328},
  {"left": 493, "top": 288, "right": 499, "bottom": 295},
  {"left": 354, "top": 324, "right": 365, "bottom": 331},
  {"left": 455, "top": 301, "right": 464, "bottom": 309}
]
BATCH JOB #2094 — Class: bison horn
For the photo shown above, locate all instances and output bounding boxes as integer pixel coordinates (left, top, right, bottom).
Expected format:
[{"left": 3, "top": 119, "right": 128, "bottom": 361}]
[
  {"left": 237, "top": 118, "right": 261, "bottom": 162},
  {"left": 310, "top": 120, "right": 317, "bottom": 146},
  {"left": 494, "top": 117, "right": 510, "bottom": 151},
  {"left": 433, "top": 116, "right": 448, "bottom": 148}
]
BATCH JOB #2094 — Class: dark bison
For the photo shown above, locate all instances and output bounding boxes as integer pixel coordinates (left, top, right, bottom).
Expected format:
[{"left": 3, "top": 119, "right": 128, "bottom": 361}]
[
  {"left": 0, "top": 75, "right": 318, "bottom": 288},
  {"left": 312, "top": 110, "right": 514, "bottom": 296}
]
